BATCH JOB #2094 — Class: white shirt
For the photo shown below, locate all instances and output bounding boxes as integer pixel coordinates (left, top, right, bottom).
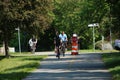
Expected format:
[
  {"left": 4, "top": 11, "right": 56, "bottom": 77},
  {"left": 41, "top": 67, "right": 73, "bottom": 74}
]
[
  {"left": 59, "top": 34, "right": 67, "bottom": 42},
  {"left": 29, "top": 38, "right": 37, "bottom": 47}
]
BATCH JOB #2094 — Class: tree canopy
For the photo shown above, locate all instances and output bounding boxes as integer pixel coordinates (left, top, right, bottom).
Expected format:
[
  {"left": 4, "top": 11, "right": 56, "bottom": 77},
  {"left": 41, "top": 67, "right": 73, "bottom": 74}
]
[
  {"left": 0, "top": 0, "right": 53, "bottom": 57},
  {"left": 51, "top": 0, "right": 120, "bottom": 49},
  {"left": 0, "top": 0, "right": 120, "bottom": 54}
]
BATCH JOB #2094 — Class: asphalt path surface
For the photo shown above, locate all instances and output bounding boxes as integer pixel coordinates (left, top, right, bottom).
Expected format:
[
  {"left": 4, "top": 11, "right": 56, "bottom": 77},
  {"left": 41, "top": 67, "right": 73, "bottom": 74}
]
[{"left": 23, "top": 52, "right": 112, "bottom": 80}]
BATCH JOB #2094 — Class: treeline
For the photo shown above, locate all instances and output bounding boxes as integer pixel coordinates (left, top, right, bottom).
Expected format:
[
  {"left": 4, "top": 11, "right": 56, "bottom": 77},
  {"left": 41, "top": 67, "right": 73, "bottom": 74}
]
[{"left": 0, "top": 0, "right": 120, "bottom": 57}]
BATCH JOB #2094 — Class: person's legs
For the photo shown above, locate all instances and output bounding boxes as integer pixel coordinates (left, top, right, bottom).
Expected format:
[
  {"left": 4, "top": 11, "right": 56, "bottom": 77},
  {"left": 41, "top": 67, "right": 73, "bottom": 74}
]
[
  {"left": 56, "top": 45, "right": 61, "bottom": 59},
  {"left": 32, "top": 48, "right": 35, "bottom": 54},
  {"left": 31, "top": 45, "right": 36, "bottom": 54},
  {"left": 30, "top": 46, "right": 33, "bottom": 52}
]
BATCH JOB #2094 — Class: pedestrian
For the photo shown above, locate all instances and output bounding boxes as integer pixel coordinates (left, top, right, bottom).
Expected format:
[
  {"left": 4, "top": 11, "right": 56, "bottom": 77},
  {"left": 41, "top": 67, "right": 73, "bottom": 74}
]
[
  {"left": 29, "top": 36, "right": 37, "bottom": 53},
  {"left": 54, "top": 31, "right": 61, "bottom": 58}
]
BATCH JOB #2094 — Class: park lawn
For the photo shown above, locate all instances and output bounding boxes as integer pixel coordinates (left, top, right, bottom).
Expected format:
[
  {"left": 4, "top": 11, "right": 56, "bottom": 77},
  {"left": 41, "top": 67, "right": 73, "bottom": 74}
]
[
  {"left": 79, "top": 49, "right": 118, "bottom": 53},
  {"left": 79, "top": 49, "right": 101, "bottom": 53},
  {"left": 102, "top": 52, "right": 120, "bottom": 80},
  {"left": 0, "top": 52, "right": 47, "bottom": 80}
]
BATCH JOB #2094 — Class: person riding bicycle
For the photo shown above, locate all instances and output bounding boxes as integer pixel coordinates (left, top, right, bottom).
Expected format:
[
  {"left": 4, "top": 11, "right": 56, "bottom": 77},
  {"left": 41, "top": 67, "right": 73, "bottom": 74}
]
[
  {"left": 59, "top": 31, "right": 68, "bottom": 50},
  {"left": 54, "top": 31, "right": 61, "bottom": 58},
  {"left": 29, "top": 36, "right": 37, "bottom": 54}
]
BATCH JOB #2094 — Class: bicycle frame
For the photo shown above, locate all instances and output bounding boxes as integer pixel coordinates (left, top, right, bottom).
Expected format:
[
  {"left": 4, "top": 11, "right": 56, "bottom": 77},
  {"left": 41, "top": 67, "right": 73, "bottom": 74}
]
[{"left": 59, "top": 41, "right": 66, "bottom": 56}]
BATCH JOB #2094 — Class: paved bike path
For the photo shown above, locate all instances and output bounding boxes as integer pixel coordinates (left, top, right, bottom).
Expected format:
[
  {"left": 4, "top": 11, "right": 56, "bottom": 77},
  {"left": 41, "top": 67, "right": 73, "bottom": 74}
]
[{"left": 23, "top": 52, "right": 112, "bottom": 80}]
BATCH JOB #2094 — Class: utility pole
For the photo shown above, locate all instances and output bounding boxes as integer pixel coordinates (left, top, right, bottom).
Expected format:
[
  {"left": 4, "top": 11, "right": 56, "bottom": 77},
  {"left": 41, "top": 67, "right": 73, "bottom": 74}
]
[
  {"left": 88, "top": 23, "right": 99, "bottom": 52},
  {"left": 15, "top": 27, "right": 21, "bottom": 53}
]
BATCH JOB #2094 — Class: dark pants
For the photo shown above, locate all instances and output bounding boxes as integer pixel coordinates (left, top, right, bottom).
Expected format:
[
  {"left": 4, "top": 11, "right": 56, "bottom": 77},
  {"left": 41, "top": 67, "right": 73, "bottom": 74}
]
[{"left": 55, "top": 44, "right": 60, "bottom": 56}]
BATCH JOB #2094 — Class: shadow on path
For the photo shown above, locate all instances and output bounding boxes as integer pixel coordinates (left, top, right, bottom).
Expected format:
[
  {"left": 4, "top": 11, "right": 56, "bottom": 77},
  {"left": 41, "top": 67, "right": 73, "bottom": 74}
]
[{"left": 23, "top": 53, "right": 112, "bottom": 80}]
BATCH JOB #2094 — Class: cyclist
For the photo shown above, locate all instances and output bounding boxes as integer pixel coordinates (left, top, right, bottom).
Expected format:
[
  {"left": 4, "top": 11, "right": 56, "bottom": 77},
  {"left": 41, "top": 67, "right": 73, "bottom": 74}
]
[
  {"left": 59, "top": 31, "right": 68, "bottom": 49},
  {"left": 54, "top": 31, "right": 61, "bottom": 59},
  {"left": 59, "top": 31, "right": 68, "bottom": 56},
  {"left": 29, "top": 36, "right": 37, "bottom": 54}
]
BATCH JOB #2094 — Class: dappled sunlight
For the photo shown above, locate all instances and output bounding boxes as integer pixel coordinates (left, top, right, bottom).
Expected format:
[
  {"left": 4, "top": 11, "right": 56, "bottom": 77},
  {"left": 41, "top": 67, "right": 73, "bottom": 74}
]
[
  {"left": 23, "top": 69, "right": 111, "bottom": 80},
  {"left": 23, "top": 53, "right": 111, "bottom": 80}
]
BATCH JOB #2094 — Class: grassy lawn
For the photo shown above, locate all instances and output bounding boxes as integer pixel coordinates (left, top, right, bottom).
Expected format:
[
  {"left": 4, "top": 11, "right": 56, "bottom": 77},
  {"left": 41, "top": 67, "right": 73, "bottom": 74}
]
[
  {"left": 0, "top": 52, "right": 47, "bottom": 80},
  {"left": 102, "top": 52, "right": 120, "bottom": 80},
  {"left": 79, "top": 49, "right": 101, "bottom": 53},
  {"left": 79, "top": 49, "right": 118, "bottom": 53},
  {"left": 79, "top": 49, "right": 119, "bottom": 53}
]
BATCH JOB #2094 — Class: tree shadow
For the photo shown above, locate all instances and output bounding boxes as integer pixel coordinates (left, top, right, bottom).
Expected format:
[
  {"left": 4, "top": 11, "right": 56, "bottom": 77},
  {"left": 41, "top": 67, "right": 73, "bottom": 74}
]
[
  {"left": 0, "top": 72, "right": 29, "bottom": 80},
  {"left": 0, "top": 56, "right": 5, "bottom": 60},
  {"left": 5, "top": 63, "right": 39, "bottom": 72},
  {"left": 0, "top": 62, "right": 40, "bottom": 80},
  {"left": 102, "top": 52, "right": 120, "bottom": 68},
  {"left": 0, "top": 55, "right": 45, "bottom": 80}
]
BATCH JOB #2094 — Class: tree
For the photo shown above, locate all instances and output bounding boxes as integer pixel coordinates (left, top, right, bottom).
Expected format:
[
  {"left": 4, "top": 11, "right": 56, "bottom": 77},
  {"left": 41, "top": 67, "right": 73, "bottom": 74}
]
[
  {"left": 0, "top": 0, "right": 53, "bottom": 57},
  {"left": 106, "top": 0, "right": 120, "bottom": 37},
  {"left": 52, "top": 0, "right": 116, "bottom": 49},
  {"left": 53, "top": 0, "right": 86, "bottom": 36}
]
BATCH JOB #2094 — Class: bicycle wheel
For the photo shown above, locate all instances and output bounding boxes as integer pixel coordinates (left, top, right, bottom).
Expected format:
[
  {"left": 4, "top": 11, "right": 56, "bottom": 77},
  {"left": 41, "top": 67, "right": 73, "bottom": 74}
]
[
  {"left": 62, "top": 46, "right": 65, "bottom": 56},
  {"left": 61, "top": 44, "right": 65, "bottom": 56}
]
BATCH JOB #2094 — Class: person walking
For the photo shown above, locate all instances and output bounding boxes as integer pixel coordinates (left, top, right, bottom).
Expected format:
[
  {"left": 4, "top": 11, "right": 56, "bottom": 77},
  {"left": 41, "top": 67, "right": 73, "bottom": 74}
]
[
  {"left": 54, "top": 31, "right": 61, "bottom": 59},
  {"left": 29, "top": 36, "right": 37, "bottom": 54}
]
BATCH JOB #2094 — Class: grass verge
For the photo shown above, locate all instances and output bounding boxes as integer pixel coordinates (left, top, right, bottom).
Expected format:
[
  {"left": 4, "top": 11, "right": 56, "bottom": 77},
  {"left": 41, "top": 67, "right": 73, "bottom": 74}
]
[
  {"left": 79, "top": 49, "right": 118, "bottom": 53},
  {"left": 0, "top": 52, "right": 47, "bottom": 80},
  {"left": 102, "top": 52, "right": 120, "bottom": 80}
]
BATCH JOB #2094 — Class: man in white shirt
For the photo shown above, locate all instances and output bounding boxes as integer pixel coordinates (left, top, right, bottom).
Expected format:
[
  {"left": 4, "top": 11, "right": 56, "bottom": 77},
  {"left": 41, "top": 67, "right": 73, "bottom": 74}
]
[
  {"left": 59, "top": 31, "right": 68, "bottom": 49},
  {"left": 29, "top": 36, "right": 37, "bottom": 53}
]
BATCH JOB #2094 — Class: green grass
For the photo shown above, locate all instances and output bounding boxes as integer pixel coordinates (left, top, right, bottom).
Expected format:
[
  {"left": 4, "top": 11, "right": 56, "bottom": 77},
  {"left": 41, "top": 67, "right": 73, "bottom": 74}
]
[
  {"left": 79, "top": 49, "right": 101, "bottom": 53},
  {"left": 0, "top": 52, "right": 47, "bottom": 80},
  {"left": 102, "top": 52, "right": 120, "bottom": 80},
  {"left": 79, "top": 49, "right": 118, "bottom": 53}
]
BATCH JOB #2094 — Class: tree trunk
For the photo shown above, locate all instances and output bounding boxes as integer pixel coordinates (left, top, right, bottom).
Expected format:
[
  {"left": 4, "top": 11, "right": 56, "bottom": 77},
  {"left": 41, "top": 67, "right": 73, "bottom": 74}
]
[
  {"left": 3, "top": 32, "right": 10, "bottom": 58},
  {"left": 4, "top": 41, "right": 9, "bottom": 58}
]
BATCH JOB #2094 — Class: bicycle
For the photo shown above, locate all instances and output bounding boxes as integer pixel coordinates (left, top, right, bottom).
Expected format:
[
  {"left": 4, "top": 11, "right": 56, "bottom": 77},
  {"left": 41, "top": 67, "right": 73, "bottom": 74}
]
[{"left": 59, "top": 41, "right": 66, "bottom": 57}]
